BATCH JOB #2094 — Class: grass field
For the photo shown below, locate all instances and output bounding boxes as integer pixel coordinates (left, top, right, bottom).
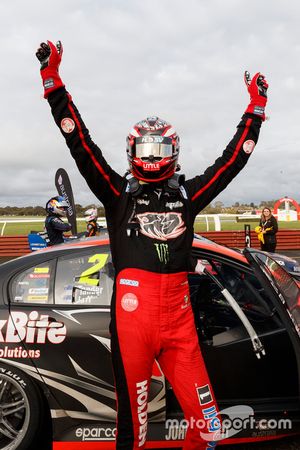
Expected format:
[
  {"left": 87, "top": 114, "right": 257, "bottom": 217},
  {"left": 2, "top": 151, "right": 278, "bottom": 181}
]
[{"left": 1, "top": 216, "right": 299, "bottom": 236}]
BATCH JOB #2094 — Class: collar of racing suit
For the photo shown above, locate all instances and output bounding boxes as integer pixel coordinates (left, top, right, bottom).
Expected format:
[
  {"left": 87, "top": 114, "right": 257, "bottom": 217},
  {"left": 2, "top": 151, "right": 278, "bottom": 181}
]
[{"left": 125, "top": 173, "right": 186, "bottom": 237}]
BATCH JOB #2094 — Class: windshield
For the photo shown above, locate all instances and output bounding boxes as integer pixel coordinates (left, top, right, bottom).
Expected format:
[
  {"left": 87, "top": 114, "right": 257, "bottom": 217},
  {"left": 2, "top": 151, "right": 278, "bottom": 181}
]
[{"left": 253, "top": 252, "right": 300, "bottom": 334}]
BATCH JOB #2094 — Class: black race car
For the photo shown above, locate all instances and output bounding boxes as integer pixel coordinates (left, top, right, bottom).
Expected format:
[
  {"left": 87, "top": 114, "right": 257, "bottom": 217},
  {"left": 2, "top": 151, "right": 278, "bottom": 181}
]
[{"left": 0, "top": 237, "right": 299, "bottom": 450}]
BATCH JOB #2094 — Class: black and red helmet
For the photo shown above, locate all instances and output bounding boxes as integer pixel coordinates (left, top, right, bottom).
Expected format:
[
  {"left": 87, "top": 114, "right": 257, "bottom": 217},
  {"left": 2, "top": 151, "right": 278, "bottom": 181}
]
[{"left": 126, "top": 116, "right": 180, "bottom": 182}]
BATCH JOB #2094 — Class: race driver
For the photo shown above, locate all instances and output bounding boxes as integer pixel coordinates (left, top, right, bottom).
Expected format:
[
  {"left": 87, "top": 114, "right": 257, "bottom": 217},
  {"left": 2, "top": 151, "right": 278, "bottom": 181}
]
[
  {"left": 45, "top": 195, "right": 72, "bottom": 246},
  {"left": 36, "top": 40, "right": 268, "bottom": 450}
]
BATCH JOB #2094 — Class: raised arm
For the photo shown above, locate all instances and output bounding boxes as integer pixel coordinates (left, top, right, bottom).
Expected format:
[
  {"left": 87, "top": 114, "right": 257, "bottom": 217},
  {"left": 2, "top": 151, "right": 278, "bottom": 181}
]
[
  {"left": 36, "top": 40, "right": 124, "bottom": 206},
  {"left": 186, "top": 72, "right": 268, "bottom": 216}
]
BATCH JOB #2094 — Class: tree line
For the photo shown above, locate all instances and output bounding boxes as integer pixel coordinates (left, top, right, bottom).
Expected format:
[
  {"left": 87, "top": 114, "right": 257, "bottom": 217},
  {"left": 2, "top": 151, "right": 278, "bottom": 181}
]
[
  {"left": 0, "top": 200, "right": 289, "bottom": 217},
  {"left": 0, "top": 204, "right": 105, "bottom": 217}
]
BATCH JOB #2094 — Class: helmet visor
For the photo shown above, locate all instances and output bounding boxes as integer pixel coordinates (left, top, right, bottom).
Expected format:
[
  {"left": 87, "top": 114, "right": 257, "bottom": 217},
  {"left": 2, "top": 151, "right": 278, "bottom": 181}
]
[{"left": 135, "top": 136, "right": 173, "bottom": 159}]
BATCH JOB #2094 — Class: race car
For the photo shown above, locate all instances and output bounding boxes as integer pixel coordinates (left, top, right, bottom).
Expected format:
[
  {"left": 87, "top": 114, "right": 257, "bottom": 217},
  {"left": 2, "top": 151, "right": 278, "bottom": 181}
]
[{"left": 0, "top": 237, "right": 299, "bottom": 450}]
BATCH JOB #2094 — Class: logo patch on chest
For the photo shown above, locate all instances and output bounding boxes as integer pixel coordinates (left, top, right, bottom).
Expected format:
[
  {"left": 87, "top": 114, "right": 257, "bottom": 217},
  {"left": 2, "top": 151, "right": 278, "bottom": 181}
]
[{"left": 136, "top": 212, "right": 186, "bottom": 241}]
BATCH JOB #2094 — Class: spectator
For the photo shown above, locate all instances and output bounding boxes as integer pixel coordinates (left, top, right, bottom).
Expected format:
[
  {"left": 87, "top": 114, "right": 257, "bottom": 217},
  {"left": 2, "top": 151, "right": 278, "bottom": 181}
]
[{"left": 257, "top": 207, "right": 278, "bottom": 252}]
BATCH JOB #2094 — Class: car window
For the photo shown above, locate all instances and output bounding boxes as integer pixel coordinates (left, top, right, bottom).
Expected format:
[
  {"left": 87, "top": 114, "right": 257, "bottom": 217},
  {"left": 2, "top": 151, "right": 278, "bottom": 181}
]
[
  {"left": 55, "top": 250, "right": 114, "bottom": 305},
  {"left": 189, "top": 258, "right": 282, "bottom": 344},
  {"left": 10, "top": 260, "right": 54, "bottom": 304}
]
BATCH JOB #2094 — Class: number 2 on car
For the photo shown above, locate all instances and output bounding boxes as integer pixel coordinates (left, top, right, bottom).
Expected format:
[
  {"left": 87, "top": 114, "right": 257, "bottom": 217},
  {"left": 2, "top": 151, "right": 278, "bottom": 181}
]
[{"left": 78, "top": 254, "right": 109, "bottom": 286}]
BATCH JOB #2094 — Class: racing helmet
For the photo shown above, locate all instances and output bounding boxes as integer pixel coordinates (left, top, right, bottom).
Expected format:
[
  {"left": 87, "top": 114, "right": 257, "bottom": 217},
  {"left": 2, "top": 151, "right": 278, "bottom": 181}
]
[
  {"left": 126, "top": 116, "right": 180, "bottom": 182},
  {"left": 84, "top": 208, "right": 98, "bottom": 223},
  {"left": 46, "top": 196, "right": 68, "bottom": 217}
]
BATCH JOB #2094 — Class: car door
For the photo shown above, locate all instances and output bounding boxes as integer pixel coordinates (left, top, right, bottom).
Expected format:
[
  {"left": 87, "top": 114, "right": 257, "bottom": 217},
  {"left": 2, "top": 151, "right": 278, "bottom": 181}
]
[
  {"left": 6, "top": 247, "right": 115, "bottom": 420},
  {"left": 188, "top": 248, "right": 299, "bottom": 414},
  {"left": 244, "top": 248, "right": 300, "bottom": 388},
  {"left": 6, "top": 244, "right": 166, "bottom": 443}
]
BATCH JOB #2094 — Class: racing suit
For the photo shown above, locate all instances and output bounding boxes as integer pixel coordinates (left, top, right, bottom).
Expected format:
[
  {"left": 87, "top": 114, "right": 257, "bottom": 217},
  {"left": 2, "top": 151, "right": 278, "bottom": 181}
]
[
  {"left": 86, "top": 219, "right": 98, "bottom": 237},
  {"left": 47, "top": 87, "right": 262, "bottom": 449},
  {"left": 45, "top": 214, "right": 72, "bottom": 246}
]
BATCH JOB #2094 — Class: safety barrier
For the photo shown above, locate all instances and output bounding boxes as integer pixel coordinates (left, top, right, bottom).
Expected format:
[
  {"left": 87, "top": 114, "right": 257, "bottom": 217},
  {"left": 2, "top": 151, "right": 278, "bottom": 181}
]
[
  {"left": 0, "top": 236, "right": 31, "bottom": 257},
  {"left": 0, "top": 230, "right": 299, "bottom": 258},
  {"left": 200, "top": 230, "right": 300, "bottom": 251}
]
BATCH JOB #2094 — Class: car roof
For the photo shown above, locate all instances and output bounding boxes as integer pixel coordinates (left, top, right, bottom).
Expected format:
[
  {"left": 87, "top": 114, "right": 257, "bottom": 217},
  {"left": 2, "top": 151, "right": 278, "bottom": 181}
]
[
  {"left": 28, "top": 235, "right": 248, "bottom": 264},
  {"left": 192, "top": 239, "right": 248, "bottom": 264}
]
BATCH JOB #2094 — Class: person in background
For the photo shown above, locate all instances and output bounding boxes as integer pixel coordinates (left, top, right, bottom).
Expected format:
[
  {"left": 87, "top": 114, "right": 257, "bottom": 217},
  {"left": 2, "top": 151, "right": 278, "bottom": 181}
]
[
  {"left": 84, "top": 207, "right": 99, "bottom": 237},
  {"left": 257, "top": 206, "right": 278, "bottom": 252},
  {"left": 45, "top": 196, "right": 72, "bottom": 246}
]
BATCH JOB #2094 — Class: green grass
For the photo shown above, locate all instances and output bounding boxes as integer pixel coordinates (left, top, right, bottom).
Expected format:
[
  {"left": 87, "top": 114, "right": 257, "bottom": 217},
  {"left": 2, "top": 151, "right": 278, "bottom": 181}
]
[
  {"left": 193, "top": 217, "right": 300, "bottom": 233},
  {"left": 0, "top": 216, "right": 299, "bottom": 236},
  {"left": 0, "top": 218, "right": 87, "bottom": 236}
]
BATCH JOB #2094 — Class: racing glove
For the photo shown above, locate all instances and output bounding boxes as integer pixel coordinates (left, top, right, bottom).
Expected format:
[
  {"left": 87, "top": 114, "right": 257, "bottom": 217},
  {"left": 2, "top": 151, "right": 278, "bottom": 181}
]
[
  {"left": 36, "top": 40, "right": 64, "bottom": 98},
  {"left": 244, "top": 71, "right": 268, "bottom": 121}
]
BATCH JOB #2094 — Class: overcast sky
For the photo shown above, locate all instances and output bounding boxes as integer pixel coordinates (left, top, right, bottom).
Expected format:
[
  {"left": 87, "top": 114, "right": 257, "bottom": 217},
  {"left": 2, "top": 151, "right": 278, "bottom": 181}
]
[{"left": 0, "top": 0, "right": 299, "bottom": 207}]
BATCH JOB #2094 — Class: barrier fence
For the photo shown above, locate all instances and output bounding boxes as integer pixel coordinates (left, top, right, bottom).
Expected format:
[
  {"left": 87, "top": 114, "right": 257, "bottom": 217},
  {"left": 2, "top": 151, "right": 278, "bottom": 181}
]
[{"left": 0, "top": 230, "right": 299, "bottom": 258}]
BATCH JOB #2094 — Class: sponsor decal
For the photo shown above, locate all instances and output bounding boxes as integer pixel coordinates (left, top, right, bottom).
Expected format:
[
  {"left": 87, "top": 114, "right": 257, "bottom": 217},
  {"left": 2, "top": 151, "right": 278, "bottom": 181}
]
[
  {"left": 74, "top": 284, "right": 103, "bottom": 294},
  {"left": 121, "top": 293, "right": 139, "bottom": 312},
  {"left": 34, "top": 267, "right": 49, "bottom": 274},
  {"left": 76, "top": 426, "right": 117, "bottom": 441},
  {"left": 154, "top": 243, "right": 169, "bottom": 264},
  {"left": 141, "top": 135, "right": 164, "bottom": 143},
  {"left": 181, "top": 295, "right": 190, "bottom": 309},
  {"left": 243, "top": 139, "right": 256, "bottom": 154},
  {"left": 136, "top": 380, "right": 148, "bottom": 447},
  {"left": 197, "top": 384, "right": 213, "bottom": 406},
  {"left": 0, "top": 346, "right": 40, "bottom": 359},
  {"left": 202, "top": 405, "right": 221, "bottom": 433},
  {"left": 61, "top": 117, "right": 75, "bottom": 133},
  {"left": 166, "top": 200, "right": 183, "bottom": 210},
  {"left": 44, "top": 78, "right": 54, "bottom": 89},
  {"left": 142, "top": 162, "right": 160, "bottom": 171},
  {"left": 28, "top": 288, "right": 49, "bottom": 295},
  {"left": 27, "top": 295, "right": 48, "bottom": 302},
  {"left": 137, "top": 212, "right": 186, "bottom": 241},
  {"left": 120, "top": 278, "right": 139, "bottom": 287},
  {"left": 29, "top": 273, "right": 50, "bottom": 279},
  {"left": 253, "top": 106, "right": 265, "bottom": 116},
  {"left": 137, "top": 198, "right": 150, "bottom": 206},
  {"left": 0, "top": 311, "right": 67, "bottom": 344},
  {"left": 165, "top": 422, "right": 187, "bottom": 441}
]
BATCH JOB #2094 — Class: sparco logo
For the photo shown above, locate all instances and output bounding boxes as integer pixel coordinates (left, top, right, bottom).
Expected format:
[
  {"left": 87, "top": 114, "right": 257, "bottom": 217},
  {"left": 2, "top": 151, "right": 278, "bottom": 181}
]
[
  {"left": 76, "top": 426, "right": 116, "bottom": 441},
  {"left": 120, "top": 278, "right": 139, "bottom": 287},
  {"left": 136, "top": 212, "right": 186, "bottom": 241},
  {"left": 136, "top": 380, "right": 148, "bottom": 447},
  {"left": 0, "top": 311, "right": 67, "bottom": 344}
]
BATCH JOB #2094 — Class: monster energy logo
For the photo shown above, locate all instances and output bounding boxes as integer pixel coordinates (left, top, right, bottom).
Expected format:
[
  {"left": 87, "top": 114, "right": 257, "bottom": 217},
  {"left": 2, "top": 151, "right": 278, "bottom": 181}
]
[{"left": 154, "top": 243, "right": 169, "bottom": 264}]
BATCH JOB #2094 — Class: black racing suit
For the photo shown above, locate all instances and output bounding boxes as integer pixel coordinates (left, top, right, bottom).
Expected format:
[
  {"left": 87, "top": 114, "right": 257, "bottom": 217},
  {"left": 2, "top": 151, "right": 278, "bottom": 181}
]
[
  {"left": 47, "top": 87, "right": 262, "bottom": 449},
  {"left": 45, "top": 214, "right": 72, "bottom": 246}
]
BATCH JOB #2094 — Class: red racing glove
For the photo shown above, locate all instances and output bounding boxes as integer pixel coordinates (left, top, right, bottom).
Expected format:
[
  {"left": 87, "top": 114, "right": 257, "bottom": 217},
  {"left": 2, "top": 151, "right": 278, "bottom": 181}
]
[
  {"left": 244, "top": 71, "right": 268, "bottom": 121},
  {"left": 36, "top": 40, "right": 64, "bottom": 98}
]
